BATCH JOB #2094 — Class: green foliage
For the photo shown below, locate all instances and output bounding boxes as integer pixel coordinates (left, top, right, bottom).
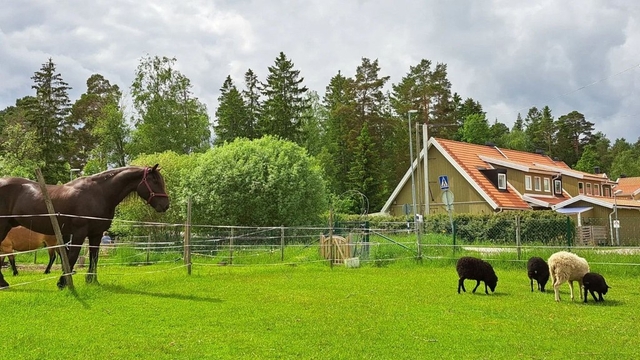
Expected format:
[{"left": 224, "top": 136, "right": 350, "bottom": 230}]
[
  {"left": 184, "top": 136, "right": 328, "bottom": 226},
  {"left": 425, "top": 211, "right": 572, "bottom": 244},
  {"left": 459, "top": 113, "right": 491, "bottom": 145},
  {"left": 129, "top": 55, "right": 211, "bottom": 156}
]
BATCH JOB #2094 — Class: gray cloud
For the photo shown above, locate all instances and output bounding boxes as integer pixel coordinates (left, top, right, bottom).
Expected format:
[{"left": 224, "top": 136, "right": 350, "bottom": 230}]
[{"left": 1, "top": 0, "right": 639, "bottom": 142}]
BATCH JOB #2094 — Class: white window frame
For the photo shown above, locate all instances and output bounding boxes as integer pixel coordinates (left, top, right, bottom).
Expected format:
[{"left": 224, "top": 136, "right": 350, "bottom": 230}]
[
  {"left": 594, "top": 184, "right": 600, "bottom": 196},
  {"left": 525, "top": 175, "right": 532, "bottom": 191},
  {"left": 498, "top": 173, "right": 507, "bottom": 190},
  {"left": 543, "top": 178, "right": 550, "bottom": 192},
  {"left": 578, "top": 182, "right": 584, "bottom": 194},
  {"left": 534, "top": 176, "right": 541, "bottom": 191},
  {"left": 586, "top": 183, "right": 592, "bottom": 195},
  {"left": 554, "top": 179, "right": 562, "bottom": 194}
]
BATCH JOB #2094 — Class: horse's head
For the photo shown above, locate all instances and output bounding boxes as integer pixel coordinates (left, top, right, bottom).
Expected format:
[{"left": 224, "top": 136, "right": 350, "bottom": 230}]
[{"left": 136, "top": 164, "right": 170, "bottom": 212}]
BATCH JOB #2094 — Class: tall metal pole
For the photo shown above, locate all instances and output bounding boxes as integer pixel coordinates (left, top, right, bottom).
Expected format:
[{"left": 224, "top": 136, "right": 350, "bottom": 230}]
[
  {"left": 614, "top": 191, "right": 620, "bottom": 246},
  {"left": 422, "top": 124, "right": 429, "bottom": 216},
  {"left": 408, "top": 110, "right": 421, "bottom": 257},
  {"left": 408, "top": 110, "right": 417, "bottom": 222}
]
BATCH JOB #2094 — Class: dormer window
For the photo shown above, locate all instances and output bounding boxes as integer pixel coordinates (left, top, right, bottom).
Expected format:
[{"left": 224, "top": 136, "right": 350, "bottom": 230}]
[
  {"left": 543, "top": 178, "right": 550, "bottom": 192},
  {"left": 586, "top": 183, "right": 592, "bottom": 195},
  {"left": 578, "top": 182, "right": 584, "bottom": 194},
  {"left": 525, "top": 175, "right": 532, "bottom": 191},
  {"left": 554, "top": 179, "right": 562, "bottom": 195},
  {"left": 498, "top": 173, "right": 507, "bottom": 190},
  {"left": 594, "top": 184, "right": 600, "bottom": 196}
]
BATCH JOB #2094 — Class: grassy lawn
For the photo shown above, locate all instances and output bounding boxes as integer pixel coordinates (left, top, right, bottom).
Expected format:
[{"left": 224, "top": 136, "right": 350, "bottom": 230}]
[{"left": 1, "top": 258, "right": 639, "bottom": 359}]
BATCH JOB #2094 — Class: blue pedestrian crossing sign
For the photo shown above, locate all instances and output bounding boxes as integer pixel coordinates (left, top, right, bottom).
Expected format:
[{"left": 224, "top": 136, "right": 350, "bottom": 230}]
[{"left": 439, "top": 175, "right": 450, "bottom": 190}]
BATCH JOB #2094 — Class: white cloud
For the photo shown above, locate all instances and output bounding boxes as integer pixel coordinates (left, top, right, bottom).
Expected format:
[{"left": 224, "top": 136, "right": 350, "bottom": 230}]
[{"left": 1, "top": 0, "right": 639, "bottom": 142}]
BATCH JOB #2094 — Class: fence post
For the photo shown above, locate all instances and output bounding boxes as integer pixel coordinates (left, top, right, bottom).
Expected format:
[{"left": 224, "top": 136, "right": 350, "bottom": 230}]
[
  {"left": 329, "top": 209, "right": 334, "bottom": 268},
  {"left": 146, "top": 234, "right": 151, "bottom": 264},
  {"left": 452, "top": 220, "right": 457, "bottom": 253},
  {"left": 515, "top": 215, "right": 521, "bottom": 260},
  {"left": 228, "top": 227, "right": 235, "bottom": 265},
  {"left": 184, "top": 197, "right": 192, "bottom": 275},
  {"left": 566, "top": 216, "right": 572, "bottom": 250},
  {"left": 280, "top": 226, "right": 285, "bottom": 262},
  {"left": 35, "top": 168, "right": 73, "bottom": 290}
]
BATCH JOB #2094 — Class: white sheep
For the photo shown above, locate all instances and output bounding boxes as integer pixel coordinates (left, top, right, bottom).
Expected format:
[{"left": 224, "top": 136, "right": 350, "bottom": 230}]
[{"left": 548, "top": 251, "right": 590, "bottom": 302}]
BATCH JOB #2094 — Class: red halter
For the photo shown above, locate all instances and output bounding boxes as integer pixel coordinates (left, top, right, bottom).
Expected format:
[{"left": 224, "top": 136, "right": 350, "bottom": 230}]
[{"left": 140, "top": 167, "right": 168, "bottom": 204}]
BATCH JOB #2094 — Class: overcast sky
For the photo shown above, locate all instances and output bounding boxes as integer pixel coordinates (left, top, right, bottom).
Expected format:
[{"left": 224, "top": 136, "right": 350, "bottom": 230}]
[{"left": 1, "top": 0, "right": 639, "bottom": 142}]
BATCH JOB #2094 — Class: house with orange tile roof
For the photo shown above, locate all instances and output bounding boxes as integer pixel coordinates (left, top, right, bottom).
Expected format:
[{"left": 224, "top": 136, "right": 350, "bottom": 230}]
[
  {"left": 611, "top": 176, "right": 640, "bottom": 200},
  {"left": 381, "top": 137, "right": 618, "bottom": 217}
]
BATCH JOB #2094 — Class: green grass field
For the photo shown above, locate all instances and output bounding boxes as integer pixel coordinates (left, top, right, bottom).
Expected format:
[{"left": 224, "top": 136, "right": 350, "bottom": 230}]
[{"left": 2, "top": 257, "right": 640, "bottom": 359}]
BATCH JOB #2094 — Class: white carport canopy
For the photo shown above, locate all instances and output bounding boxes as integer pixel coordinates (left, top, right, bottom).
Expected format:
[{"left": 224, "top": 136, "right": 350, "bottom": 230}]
[
  {"left": 554, "top": 206, "right": 593, "bottom": 226},
  {"left": 554, "top": 206, "right": 593, "bottom": 215}
]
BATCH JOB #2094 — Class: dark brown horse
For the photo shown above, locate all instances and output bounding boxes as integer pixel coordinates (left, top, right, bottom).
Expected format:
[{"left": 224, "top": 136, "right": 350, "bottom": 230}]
[
  {"left": 0, "top": 226, "right": 59, "bottom": 275},
  {"left": 0, "top": 165, "right": 169, "bottom": 288}
]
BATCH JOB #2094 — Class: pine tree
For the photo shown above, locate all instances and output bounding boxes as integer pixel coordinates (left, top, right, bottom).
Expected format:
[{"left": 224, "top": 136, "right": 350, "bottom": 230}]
[
  {"left": 242, "top": 69, "right": 261, "bottom": 139},
  {"left": 28, "top": 58, "right": 72, "bottom": 183},
  {"left": 69, "top": 74, "right": 122, "bottom": 170},
  {"left": 554, "top": 111, "right": 594, "bottom": 167},
  {"left": 259, "top": 52, "right": 309, "bottom": 143},
  {"left": 214, "top": 75, "right": 249, "bottom": 145}
]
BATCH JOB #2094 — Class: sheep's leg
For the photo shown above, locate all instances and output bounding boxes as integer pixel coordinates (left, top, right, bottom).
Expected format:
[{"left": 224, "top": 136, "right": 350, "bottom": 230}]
[
  {"left": 598, "top": 292, "right": 604, "bottom": 302},
  {"left": 553, "top": 279, "right": 561, "bottom": 302},
  {"left": 578, "top": 281, "right": 584, "bottom": 300},
  {"left": 472, "top": 280, "right": 481, "bottom": 293},
  {"left": 530, "top": 278, "right": 534, "bottom": 292},
  {"left": 584, "top": 287, "right": 589, "bottom": 303},
  {"left": 568, "top": 280, "right": 575, "bottom": 301},
  {"left": 458, "top": 278, "right": 466, "bottom": 293},
  {"left": 484, "top": 282, "right": 489, "bottom": 295}
]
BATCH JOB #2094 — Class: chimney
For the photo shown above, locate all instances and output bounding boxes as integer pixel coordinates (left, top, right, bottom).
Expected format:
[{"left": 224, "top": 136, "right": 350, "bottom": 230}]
[
  {"left": 485, "top": 141, "right": 496, "bottom": 147},
  {"left": 594, "top": 166, "right": 600, "bottom": 174},
  {"left": 534, "top": 149, "right": 544, "bottom": 155},
  {"left": 620, "top": 174, "right": 627, "bottom": 178}
]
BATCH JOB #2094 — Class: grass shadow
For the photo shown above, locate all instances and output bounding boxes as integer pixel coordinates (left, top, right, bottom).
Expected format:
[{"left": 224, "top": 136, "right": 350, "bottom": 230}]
[{"left": 101, "top": 284, "right": 223, "bottom": 303}]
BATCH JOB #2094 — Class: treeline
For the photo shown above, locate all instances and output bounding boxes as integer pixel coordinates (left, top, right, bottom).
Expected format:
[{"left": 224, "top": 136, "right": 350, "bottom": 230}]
[{"left": 1, "top": 53, "right": 639, "bottom": 214}]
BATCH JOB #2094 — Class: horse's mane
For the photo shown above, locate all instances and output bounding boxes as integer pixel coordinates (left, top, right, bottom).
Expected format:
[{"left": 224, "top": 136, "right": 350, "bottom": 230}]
[{"left": 83, "top": 166, "right": 144, "bottom": 184}]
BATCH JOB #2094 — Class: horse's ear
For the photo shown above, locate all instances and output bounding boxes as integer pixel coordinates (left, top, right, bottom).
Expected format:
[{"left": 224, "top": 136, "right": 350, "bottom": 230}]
[{"left": 152, "top": 164, "right": 159, "bottom": 172}]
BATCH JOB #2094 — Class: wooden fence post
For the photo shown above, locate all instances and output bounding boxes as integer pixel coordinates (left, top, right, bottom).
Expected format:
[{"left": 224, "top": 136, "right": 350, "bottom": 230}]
[
  {"left": 35, "top": 168, "right": 74, "bottom": 290},
  {"left": 280, "top": 226, "right": 285, "bottom": 262},
  {"left": 229, "top": 227, "right": 234, "bottom": 265},
  {"left": 184, "top": 197, "right": 192, "bottom": 275},
  {"left": 146, "top": 234, "right": 151, "bottom": 264}
]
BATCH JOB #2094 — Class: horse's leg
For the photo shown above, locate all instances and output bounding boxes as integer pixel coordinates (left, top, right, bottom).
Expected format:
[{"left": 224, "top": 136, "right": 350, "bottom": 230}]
[
  {"left": 0, "top": 224, "right": 12, "bottom": 288},
  {"left": 44, "top": 248, "right": 56, "bottom": 274},
  {"left": 57, "top": 235, "right": 83, "bottom": 289},
  {"left": 9, "top": 254, "right": 18, "bottom": 276},
  {"left": 86, "top": 236, "right": 101, "bottom": 284}
]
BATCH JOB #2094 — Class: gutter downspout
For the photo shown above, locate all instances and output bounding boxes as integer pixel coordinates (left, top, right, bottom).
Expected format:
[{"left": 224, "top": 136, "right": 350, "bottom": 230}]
[{"left": 609, "top": 207, "right": 615, "bottom": 246}]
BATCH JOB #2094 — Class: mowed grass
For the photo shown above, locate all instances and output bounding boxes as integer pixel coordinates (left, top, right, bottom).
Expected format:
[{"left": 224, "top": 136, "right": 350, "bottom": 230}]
[{"left": 1, "top": 260, "right": 640, "bottom": 359}]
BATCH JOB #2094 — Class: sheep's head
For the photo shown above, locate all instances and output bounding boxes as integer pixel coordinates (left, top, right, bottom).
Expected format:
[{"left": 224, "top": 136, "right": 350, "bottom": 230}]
[{"left": 487, "top": 275, "right": 498, "bottom": 293}]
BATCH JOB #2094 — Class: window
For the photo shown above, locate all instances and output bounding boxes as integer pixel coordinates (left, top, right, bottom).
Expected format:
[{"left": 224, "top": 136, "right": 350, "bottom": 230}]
[
  {"left": 554, "top": 179, "right": 562, "bottom": 194},
  {"left": 594, "top": 184, "right": 600, "bottom": 196},
  {"left": 498, "top": 173, "right": 507, "bottom": 190},
  {"left": 604, "top": 187, "right": 611, "bottom": 197},
  {"left": 578, "top": 182, "right": 584, "bottom": 194},
  {"left": 525, "top": 175, "right": 532, "bottom": 191},
  {"left": 586, "top": 183, "right": 592, "bottom": 195},
  {"left": 534, "top": 176, "right": 541, "bottom": 191},
  {"left": 543, "top": 178, "right": 550, "bottom": 192}
]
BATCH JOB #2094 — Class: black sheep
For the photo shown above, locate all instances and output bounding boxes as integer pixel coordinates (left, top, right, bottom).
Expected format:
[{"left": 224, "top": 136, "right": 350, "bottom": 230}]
[
  {"left": 583, "top": 272, "right": 610, "bottom": 303},
  {"left": 456, "top": 256, "right": 498, "bottom": 294},
  {"left": 527, "top": 256, "right": 550, "bottom": 292}
]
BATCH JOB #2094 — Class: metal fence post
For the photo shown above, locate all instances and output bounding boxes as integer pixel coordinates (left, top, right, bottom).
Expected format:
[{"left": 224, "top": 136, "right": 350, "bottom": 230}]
[
  {"left": 515, "top": 216, "right": 521, "bottom": 261},
  {"left": 566, "top": 216, "right": 572, "bottom": 250},
  {"left": 229, "top": 227, "right": 234, "bottom": 265}
]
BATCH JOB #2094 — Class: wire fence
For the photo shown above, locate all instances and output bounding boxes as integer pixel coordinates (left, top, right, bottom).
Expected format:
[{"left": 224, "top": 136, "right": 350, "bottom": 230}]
[{"left": 4, "top": 216, "right": 640, "bottom": 289}]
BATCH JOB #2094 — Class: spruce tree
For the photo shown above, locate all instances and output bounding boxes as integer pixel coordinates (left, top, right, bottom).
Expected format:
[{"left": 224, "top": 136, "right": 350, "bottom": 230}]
[
  {"left": 259, "top": 52, "right": 309, "bottom": 143},
  {"left": 28, "top": 58, "right": 72, "bottom": 183},
  {"left": 214, "top": 75, "right": 249, "bottom": 145}
]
